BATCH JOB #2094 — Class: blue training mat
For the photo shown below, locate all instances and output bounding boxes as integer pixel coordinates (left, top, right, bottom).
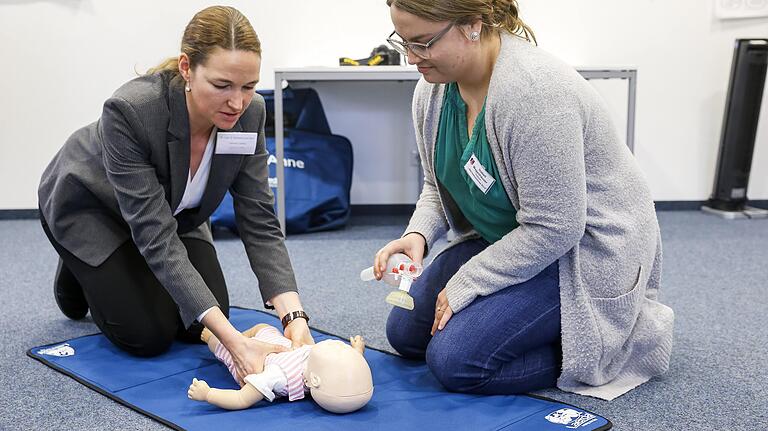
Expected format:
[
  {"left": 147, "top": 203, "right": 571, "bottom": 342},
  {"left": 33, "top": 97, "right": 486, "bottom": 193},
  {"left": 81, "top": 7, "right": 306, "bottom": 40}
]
[{"left": 28, "top": 307, "right": 612, "bottom": 431}]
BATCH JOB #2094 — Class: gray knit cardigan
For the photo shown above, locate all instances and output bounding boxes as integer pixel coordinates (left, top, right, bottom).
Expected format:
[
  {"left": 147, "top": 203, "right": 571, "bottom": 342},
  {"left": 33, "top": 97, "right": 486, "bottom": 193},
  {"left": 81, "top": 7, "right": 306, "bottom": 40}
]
[{"left": 404, "top": 33, "right": 674, "bottom": 400}]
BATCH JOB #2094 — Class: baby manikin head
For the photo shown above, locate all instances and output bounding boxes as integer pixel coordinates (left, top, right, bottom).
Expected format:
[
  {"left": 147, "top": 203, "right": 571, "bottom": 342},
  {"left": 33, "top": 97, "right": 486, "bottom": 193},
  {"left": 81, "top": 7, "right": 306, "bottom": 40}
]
[{"left": 304, "top": 339, "right": 373, "bottom": 413}]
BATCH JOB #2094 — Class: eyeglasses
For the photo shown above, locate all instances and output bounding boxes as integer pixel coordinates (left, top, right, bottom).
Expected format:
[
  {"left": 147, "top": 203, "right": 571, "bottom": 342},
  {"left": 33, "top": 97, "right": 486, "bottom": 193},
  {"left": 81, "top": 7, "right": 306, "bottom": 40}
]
[{"left": 386, "top": 22, "right": 455, "bottom": 59}]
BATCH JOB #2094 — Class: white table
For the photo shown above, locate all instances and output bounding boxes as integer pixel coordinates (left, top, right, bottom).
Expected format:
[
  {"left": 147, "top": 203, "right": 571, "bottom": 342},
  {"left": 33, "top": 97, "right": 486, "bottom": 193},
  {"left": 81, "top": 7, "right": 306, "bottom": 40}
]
[{"left": 273, "top": 66, "right": 637, "bottom": 234}]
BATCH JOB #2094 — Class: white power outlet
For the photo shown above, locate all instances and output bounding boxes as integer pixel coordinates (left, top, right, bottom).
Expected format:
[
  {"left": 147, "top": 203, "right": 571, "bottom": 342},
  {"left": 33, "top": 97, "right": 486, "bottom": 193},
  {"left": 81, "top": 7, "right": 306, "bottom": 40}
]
[{"left": 715, "top": 0, "right": 768, "bottom": 19}]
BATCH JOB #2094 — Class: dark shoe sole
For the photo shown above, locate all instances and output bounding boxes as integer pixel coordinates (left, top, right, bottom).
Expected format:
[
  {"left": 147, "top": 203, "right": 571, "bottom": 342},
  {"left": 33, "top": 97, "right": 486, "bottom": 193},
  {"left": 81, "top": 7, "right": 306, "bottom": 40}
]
[{"left": 54, "top": 261, "right": 89, "bottom": 320}]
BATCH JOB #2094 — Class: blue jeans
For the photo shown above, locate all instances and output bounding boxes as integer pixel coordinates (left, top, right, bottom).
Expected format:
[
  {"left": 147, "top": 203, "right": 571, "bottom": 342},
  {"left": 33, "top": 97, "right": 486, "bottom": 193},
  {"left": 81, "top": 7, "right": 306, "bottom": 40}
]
[{"left": 386, "top": 238, "right": 562, "bottom": 394}]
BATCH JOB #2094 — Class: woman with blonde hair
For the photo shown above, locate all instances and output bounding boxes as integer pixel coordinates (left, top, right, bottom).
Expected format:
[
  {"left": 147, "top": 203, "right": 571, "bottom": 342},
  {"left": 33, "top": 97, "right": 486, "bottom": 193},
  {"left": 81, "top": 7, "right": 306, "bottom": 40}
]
[
  {"left": 39, "top": 6, "right": 313, "bottom": 381},
  {"left": 374, "top": 0, "right": 674, "bottom": 399}
]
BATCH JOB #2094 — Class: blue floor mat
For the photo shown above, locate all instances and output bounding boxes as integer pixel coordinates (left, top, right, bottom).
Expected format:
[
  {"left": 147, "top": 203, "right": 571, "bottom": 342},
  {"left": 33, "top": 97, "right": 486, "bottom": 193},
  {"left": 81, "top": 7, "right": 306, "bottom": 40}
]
[{"left": 28, "top": 307, "right": 611, "bottom": 431}]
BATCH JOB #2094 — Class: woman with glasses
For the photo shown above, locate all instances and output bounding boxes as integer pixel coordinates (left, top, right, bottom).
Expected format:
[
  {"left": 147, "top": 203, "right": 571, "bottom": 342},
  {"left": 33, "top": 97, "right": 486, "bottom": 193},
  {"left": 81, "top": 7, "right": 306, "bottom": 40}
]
[
  {"left": 372, "top": 0, "right": 673, "bottom": 400},
  {"left": 38, "top": 6, "right": 314, "bottom": 381}
]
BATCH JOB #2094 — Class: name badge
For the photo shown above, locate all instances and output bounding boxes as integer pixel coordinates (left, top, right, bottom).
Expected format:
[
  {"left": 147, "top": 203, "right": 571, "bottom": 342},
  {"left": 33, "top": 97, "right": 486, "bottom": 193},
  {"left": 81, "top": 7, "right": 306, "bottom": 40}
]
[
  {"left": 463, "top": 153, "right": 496, "bottom": 194},
  {"left": 215, "top": 132, "right": 258, "bottom": 155}
]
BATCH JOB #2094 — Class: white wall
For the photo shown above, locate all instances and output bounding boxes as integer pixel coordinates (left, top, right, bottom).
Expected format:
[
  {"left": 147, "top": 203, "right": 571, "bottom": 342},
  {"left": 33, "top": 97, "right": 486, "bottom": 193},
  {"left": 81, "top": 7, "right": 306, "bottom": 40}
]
[
  {"left": 301, "top": 81, "right": 423, "bottom": 204},
  {"left": 1, "top": 0, "right": 767, "bottom": 209},
  {"left": 528, "top": 0, "right": 768, "bottom": 201}
]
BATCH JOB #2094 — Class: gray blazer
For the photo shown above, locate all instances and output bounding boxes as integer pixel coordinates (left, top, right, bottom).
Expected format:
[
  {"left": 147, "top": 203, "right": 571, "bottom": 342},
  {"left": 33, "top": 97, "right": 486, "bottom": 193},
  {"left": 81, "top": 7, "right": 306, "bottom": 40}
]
[{"left": 38, "top": 71, "right": 297, "bottom": 326}]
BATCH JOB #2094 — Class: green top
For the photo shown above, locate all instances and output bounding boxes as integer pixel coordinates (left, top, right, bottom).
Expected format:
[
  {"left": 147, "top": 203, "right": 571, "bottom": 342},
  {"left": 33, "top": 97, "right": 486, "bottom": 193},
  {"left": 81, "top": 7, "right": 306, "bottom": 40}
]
[{"left": 434, "top": 83, "right": 518, "bottom": 243}]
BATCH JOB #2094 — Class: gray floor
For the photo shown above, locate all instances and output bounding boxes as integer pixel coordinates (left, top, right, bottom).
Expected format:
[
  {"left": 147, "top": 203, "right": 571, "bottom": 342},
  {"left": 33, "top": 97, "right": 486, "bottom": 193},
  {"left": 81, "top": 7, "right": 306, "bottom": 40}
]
[{"left": 1, "top": 212, "right": 766, "bottom": 430}]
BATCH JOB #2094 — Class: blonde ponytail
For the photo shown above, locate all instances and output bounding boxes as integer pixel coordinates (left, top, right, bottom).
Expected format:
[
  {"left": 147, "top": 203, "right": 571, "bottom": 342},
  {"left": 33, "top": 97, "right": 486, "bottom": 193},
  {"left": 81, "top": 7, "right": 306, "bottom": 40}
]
[{"left": 146, "top": 57, "right": 180, "bottom": 75}]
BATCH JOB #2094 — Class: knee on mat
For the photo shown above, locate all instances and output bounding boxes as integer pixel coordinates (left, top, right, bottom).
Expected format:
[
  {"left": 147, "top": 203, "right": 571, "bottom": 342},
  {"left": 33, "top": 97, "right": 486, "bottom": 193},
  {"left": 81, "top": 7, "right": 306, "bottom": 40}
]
[
  {"left": 386, "top": 318, "right": 426, "bottom": 359},
  {"left": 425, "top": 344, "right": 490, "bottom": 393},
  {"left": 426, "top": 346, "right": 545, "bottom": 394},
  {"left": 108, "top": 320, "right": 176, "bottom": 357}
]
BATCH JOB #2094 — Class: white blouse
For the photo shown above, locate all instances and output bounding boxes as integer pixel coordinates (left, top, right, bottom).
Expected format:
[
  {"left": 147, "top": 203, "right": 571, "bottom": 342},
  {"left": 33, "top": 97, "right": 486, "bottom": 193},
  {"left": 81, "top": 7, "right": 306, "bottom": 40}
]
[
  {"left": 172, "top": 128, "right": 217, "bottom": 323},
  {"left": 173, "top": 127, "right": 216, "bottom": 216}
]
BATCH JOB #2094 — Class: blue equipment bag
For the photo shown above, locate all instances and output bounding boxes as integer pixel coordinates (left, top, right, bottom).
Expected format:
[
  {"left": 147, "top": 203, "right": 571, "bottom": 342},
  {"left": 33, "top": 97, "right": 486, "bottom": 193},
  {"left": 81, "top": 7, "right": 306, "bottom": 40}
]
[
  {"left": 260, "top": 86, "right": 331, "bottom": 136},
  {"left": 211, "top": 87, "right": 353, "bottom": 234},
  {"left": 266, "top": 130, "right": 352, "bottom": 233}
]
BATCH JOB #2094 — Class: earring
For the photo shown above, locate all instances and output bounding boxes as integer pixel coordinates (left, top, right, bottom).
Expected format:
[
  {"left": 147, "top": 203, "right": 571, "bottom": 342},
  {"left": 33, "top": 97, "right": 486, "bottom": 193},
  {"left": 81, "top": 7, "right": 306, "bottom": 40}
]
[
  {"left": 185, "top": 82, "right": 191, "bottom": 92},
  {"left": 469, "top": 31, "right": 480, "bottom": 41}
]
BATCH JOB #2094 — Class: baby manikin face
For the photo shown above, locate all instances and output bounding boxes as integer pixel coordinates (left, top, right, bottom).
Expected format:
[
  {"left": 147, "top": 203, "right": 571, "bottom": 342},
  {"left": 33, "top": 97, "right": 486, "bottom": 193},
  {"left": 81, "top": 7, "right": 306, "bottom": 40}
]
[
  {"left": 303, "top": 340, "right": 358, "bottom": 386},
  {"left": 303, "top": 339, "right": 373, "bottom": 414}
]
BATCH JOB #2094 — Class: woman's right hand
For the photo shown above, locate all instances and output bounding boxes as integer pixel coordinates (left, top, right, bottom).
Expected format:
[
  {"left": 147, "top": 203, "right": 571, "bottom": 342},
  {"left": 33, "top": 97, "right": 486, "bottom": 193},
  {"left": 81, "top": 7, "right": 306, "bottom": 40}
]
[
  {"left": 201, "top": 307, "right": 289, "bottom": 385},
  {"left": 230, "top": 336, "right": 289, "bottom": 385},
  {"left": 373, "top": 233, "right": 427, "bottom": 280}
]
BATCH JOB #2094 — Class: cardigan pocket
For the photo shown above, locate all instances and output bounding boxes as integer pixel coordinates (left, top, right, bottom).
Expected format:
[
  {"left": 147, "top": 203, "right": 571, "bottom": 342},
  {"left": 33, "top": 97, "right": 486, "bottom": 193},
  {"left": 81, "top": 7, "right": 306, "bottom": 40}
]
[{"left": 589, "top": 265, "right": 644, "bottom": 377}]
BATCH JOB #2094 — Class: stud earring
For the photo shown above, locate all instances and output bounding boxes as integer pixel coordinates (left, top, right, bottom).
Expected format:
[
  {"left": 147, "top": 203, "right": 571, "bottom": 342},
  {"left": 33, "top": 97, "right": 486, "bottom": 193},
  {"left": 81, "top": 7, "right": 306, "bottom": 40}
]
[
  {"left": 185, "top": 82, "right": 191, "bottom": 92},
  {"left": 469, "top": 31, "right": 480, "bottom": 41}
]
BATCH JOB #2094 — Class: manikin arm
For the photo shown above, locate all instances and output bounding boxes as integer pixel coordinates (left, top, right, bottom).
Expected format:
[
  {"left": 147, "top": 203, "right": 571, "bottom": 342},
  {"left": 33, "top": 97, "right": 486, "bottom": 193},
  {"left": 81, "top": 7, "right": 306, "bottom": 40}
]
[
  {"left": 188, "top": 378, "right": 264, "bottom": 410},
  {"left": 349, "top": 335, "right": 366, "bottom": 355},
  {"left": 242, "top": 323, "right": 271, "bottom": 339}
]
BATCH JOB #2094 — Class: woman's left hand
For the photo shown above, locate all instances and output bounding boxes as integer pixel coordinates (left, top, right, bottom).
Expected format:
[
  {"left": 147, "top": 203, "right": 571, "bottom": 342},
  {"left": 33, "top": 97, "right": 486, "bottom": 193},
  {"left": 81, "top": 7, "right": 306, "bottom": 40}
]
[
  {"left": 431, "top": 289, "right": 454, "bottom": 336},
  {"left": 269, "top": 292, "right": 316, "bottom": 348},
  {"left": 284, "top": 318, "right": 315, "bottom": 348}
]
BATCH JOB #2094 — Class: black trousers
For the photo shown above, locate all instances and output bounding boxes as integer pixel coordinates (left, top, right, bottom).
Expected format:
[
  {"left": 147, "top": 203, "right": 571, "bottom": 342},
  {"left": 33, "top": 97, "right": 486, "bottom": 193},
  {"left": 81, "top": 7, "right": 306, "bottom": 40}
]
[{"left": 41, "top": 218, "right": 229, "bottom": 357}]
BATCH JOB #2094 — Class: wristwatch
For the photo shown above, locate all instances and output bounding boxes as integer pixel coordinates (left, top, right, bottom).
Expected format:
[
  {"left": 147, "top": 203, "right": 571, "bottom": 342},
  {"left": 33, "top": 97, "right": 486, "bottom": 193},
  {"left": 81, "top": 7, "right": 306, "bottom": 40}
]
[{"left": 281, "top": 310, "right": 310, "bottom": 329}]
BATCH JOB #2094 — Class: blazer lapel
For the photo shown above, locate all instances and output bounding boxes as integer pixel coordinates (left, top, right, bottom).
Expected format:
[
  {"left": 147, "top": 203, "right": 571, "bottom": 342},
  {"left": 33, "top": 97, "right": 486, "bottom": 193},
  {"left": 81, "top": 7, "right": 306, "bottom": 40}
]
[
  {"left": 197, "top": 122, "right": 245, "bottom": 218},
  {"left": 167, "top": 75, "right": 191, "bottom": 212}
]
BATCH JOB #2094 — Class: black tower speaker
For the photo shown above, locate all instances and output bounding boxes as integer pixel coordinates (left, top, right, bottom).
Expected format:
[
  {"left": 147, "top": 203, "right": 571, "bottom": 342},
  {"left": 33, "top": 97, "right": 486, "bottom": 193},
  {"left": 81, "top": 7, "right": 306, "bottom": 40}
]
[{"left": 706, "top": 39, "right": 768, "bottom": 213}]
